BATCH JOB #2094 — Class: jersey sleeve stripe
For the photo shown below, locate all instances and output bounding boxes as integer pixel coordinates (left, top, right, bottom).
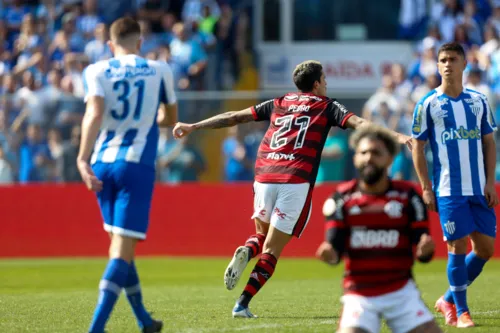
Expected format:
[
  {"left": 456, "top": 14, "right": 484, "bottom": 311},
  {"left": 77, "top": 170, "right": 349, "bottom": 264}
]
[
  {"left": 250, "top": 106, "right": 258, "bottom": 120},
  {"left": 340, "top": 112, "right": 354, "bottom": 128}
]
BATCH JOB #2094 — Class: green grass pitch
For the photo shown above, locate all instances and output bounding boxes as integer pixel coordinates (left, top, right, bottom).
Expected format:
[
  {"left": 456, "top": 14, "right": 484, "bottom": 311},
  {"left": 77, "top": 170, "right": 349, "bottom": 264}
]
[{"left": 1, "top": 258, "right": 499, "bottom": 332}]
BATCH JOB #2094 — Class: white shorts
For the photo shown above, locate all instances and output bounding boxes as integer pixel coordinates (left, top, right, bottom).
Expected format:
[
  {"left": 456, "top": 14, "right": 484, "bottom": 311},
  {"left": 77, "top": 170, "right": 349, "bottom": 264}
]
[
  {"left": 251, "top": 181, "right": 312, "bottom": 237},
  {"left": 338, "top": 280, "right": 434, "bottom": 333}
]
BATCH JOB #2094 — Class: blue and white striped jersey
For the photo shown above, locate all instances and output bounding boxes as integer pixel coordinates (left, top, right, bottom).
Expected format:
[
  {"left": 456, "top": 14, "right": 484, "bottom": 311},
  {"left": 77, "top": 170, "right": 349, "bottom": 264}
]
[
  {"left": 412, "top": 87, "right": 497, "bottom": 197},
  {"left": 83, "top": 54, "right": 176, "bottom": 168}
]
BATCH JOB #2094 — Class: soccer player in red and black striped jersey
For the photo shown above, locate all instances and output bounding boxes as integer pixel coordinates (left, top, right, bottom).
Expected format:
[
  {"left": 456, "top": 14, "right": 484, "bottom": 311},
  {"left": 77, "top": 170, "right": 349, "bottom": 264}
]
[
  {"left": 316, "top": 126, "right": 441, "bottom": 333},
  {"left": 173, "top": 60, "right": 412, "bottom": 318}
]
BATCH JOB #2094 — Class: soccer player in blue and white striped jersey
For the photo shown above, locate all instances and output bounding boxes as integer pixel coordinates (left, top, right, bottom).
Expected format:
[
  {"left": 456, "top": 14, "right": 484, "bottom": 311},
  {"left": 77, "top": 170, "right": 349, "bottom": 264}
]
[
  {"left": 77, "top": 17, "right": 177, "bottom": 333},
  {"left": 412, "top": 42, "right": 498, "bottom": 328}
]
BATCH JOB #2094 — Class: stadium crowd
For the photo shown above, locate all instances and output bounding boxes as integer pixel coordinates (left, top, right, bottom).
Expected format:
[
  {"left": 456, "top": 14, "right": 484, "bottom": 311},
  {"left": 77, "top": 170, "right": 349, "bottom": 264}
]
[
  {"left": 3, "top": 0, "right": 500, "bottom": 185},
  {"left": 0, "top": 0, "right": 251, "bottom": 184}
]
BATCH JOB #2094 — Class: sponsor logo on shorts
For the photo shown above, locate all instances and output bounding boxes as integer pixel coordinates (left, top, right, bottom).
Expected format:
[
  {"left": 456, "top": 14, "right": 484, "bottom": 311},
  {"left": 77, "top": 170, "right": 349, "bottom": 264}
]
[
  {"left": 274, "top": 207, "right": 287, "bottom": 219},
  {"left": 444, "top": 221, "right": 456, "bottom": 235}
]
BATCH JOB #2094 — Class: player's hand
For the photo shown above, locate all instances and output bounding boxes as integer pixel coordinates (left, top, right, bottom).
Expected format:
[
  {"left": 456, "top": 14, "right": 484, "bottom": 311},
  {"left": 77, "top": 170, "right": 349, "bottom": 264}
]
[
  {"left": 484, "top": 181, "right": 499, "bottom": 208},
  {"left": 77, "top": 159, "right": 103, "bottom": 192},
  {"left": 397, "top": 134, "right": 412, "bottom": 151},
  {"left": 422, "top": 188, "right": 436, "bottom": 212},
  {"left": 416, "top": 233, "right": 435, "bottom": 258},
  {"left": 316, "top": 241, "right": 339, "bottom": 265},
  {"left": 172, "top": 122, "right": 194, "bottom": 139}
]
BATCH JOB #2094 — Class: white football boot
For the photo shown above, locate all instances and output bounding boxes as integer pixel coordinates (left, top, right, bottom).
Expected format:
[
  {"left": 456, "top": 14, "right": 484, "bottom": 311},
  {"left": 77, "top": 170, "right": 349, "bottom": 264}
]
[{"left": 224, "top": 246, "right": 250, "bottom": 290}]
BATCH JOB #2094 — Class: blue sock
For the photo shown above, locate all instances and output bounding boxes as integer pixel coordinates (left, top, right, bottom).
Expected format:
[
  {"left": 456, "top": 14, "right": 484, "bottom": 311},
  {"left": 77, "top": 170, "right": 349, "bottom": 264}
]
[
  {"left": 125, "top": 261, "right": 153, "bottom": 329},
  {"left": 447, "top": 253, "right": 469, "bottom": 316},
  {"left": 89, "top": 259, "right": 129, "bottom": 333},
  {"left": 444, "top": 251, "right": 487, "bottom": 304}
]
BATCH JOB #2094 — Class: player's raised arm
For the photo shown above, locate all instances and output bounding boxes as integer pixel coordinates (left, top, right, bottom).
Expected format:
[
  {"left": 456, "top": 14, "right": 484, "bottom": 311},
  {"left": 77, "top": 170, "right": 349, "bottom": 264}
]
[
  {"left": 172, "top": 99, "right": 274, "bottom": 139},
  {"left": 157, "top": 63, "right": 178, "bottom": 127},
  {"left": 343, "top": 114, "right": 412, "bottom": 149}
]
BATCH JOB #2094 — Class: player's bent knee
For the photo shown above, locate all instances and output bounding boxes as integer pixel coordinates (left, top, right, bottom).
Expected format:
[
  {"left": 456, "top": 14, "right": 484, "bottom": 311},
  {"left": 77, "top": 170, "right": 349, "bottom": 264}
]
[
  {"left": 407, "top": 320, "right": 442, "bottom": 333},
  {"left": 447, "top": 236, "right": 468, "bottom": 254},
  {"left": 254, "top": 218, "right": 270, "bottom": 235},
  {"left": 109, "top": 234, "right": 139, "bottom": 262}
]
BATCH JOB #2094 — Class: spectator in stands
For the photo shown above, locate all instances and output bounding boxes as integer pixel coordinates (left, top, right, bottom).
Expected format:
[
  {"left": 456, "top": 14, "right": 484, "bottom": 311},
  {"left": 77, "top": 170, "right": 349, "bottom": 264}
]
[
  {"left": 466, "top": 68, "right": 495, "bottom": 110},
  {"left": 362, "top": 74, "right": 402, "bottom": 124},
  {"left": 19, "top": 123, "right": 52, "bottom": 183},
  {"left": 487, "top": 1, "right": 500, "bottom": 36},
  {"left": 222, "top": 126, "right": 253, "bottom": 182},
  {"left": 159, "top": 12, "right": 177, "bottom": 46},
  {"left": 15, "top": 71, "right": 45, "bottom": 125},
  {"left": 479, "top": 24, "right": 499, "bottom": 59},
  {"left": 84, "top": 23, "right": 112, "bottom": 64},
  {"left": 0, "top": 145, "right": 14, "bottom": 184},
  {"left": 182, "top": 0, "right": 221, "bottom": 24},
  {"left": 48, "top": 12, "right": 85, "bottom": 64},
  {"left": 3, "top": 0, "right": 31, "bottom": 39},
  {"left": 431, "top": 0, "right": 463, "bottom": 42},
  {"left": 214, "top": 4, "right": 239, "bottom": 90},
  {"left": 408, "top": 36, "right": 439, "bottom": 85},
  {"left": 76, "top": 0, "right": 103, "bottom": 41},
  {"left": 138, "top": 20, "right": 161, "bottom": 56},
  {"left": 170, "top": 22, "right": 207, "bottom": 90},
  {"left": 157, "top": 128, "right": 206, "bottom": 183},
  {"left": 398, "top": 0, "right": 427, "bottom": 40},
  {"left": 316, "top": 127, "right": 349, "bottom": 183},
  {"left": 391, "top": 63, "right": 413, "bottom": 102},
  {"left": 57, "top": 124, "right": 81, "bottom": 182},
  {"left": 199, "top": 3, "right": 219, "bottom": 35},
  {"left": 55, "top": 74, "right": 84, "bottom": 139},
  {"left": 138, "top": 0, "right": 170, "bottom": 33},
  {"left": 411, "top": 73, "right": 440, "bottom": 103}
]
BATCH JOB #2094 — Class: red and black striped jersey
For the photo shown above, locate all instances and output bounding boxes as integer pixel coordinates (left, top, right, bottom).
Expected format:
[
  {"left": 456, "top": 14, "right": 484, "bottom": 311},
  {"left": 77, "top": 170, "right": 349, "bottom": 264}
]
[
  {"left": 251, "top": 92, "right": 353, "bottom": 184},
  {"left": 323, "top": 180, "right": 429, "bottom": 297}
]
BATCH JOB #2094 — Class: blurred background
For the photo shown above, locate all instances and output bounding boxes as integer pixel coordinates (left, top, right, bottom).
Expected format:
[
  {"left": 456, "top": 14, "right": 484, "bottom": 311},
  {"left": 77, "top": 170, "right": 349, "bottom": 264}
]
[{"left": 1, "top": 0, "right": 500, "bottom": 185}]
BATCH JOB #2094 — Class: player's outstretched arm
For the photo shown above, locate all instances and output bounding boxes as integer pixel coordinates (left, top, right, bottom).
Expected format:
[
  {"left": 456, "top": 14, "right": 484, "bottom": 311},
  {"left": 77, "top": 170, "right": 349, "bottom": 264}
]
[
  {"left": 482, "top": 133, "right": 499, "bottom": 207},
  {"left": 344, "top": 114, "right": 412, "bottom": 150},
  {"left": 77, "top": 96, "right": 104, "bottom": 192},
  {"left": 412, "top": 138, "right": 435, "bottom": 211},
  {"left": 172, "top": 108, "right": 255, "bottom": 139}
]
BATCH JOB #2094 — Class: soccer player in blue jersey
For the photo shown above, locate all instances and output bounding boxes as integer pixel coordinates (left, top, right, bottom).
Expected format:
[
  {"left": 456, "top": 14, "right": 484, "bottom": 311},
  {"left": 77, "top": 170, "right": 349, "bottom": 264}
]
[
  {"left": 411, "top": 42, "right": 498, "bottom": 328},
  {"left": 77, "top": 17, "right": 177, "bottom": 333}
]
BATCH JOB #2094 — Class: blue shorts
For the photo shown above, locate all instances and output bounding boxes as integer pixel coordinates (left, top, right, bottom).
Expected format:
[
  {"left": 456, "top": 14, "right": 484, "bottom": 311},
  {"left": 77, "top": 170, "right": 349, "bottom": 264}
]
[
  {"left": 437, "top": 195, "right": 497, "bottom": 241},
  {"left": 92, "top": 162, "right": 155, "bottom": 240}
]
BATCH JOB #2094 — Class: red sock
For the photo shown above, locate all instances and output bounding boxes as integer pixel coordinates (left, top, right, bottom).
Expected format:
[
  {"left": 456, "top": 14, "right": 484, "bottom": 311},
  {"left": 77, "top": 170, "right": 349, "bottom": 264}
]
[
  {"left": 244, "top": 234, "right": 266, "bottom": 259},
  {"left": 238, "top": 253, "right": 277, "bottom": 307}
]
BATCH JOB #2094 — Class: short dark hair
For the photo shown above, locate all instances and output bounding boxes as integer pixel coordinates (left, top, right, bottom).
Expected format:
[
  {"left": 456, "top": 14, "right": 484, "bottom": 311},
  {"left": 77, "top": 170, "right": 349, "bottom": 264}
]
[
  {"left": 437, "top": 42, "right": 465, "bottom": 59},
  {"left": 349, "top": 125, "right": 400, "bottom": 157},
  {"left": 110, "top": 17, "right": 141, "bottom": 43},
  {"left": 293, "top": 60, "right": 323, "bottom": 92}
]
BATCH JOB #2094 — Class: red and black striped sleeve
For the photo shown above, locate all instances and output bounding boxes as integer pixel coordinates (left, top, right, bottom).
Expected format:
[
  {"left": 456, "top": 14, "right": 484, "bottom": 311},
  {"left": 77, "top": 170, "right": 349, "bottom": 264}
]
[
  {"left": 407, "top": 187, "right": 430, "bottom": 244},
  {"left": 323, "top": 191, "right": 347, "bottom": 261},
  {"left": 250, "top": 99, "right": 274, "bottom": 121},
  {"left": 324, "top": 99, "right": 354, "bottom": 129}
]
